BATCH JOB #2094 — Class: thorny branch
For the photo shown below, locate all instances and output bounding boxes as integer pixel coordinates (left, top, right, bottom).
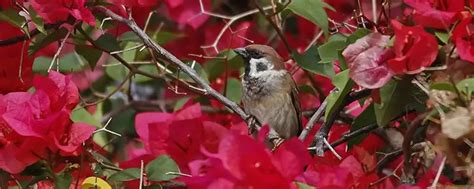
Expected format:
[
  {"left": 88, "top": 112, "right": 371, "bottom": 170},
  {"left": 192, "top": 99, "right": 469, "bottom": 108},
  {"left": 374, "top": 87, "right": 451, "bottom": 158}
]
[
  {"left": 77, "top": 28, "right": 207, "bottom": 97},
  {"left": 0, "top": 23, "right": 60, "bottom": 46},
  {"left": 299, "top": 98, "right": 328, "bottom": 141},
  {"left": 310, "top": 89, "right": 371, "bottom": 156},
  {"left": 197, "top": 0, "right": 272, "bottom": 53},
  {"left": 95, "top": 6, "right": 252, "bottom": 125},
  {"left": 401, "top": 112, "right": 428, "bottom": 184}
]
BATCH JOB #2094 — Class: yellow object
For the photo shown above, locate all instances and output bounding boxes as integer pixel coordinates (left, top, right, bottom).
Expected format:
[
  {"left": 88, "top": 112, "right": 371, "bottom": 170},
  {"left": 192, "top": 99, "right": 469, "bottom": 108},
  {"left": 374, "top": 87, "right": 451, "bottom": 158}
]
[{"left": 82, "top": 177, "right": 112, "bottom": 189}]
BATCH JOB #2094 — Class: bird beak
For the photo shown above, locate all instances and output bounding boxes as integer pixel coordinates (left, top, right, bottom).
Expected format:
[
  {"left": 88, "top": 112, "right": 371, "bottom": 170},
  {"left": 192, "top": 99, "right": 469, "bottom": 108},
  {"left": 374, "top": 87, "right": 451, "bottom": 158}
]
[{"left": 233, "top": 48, "right": 248, "bottom": 59}]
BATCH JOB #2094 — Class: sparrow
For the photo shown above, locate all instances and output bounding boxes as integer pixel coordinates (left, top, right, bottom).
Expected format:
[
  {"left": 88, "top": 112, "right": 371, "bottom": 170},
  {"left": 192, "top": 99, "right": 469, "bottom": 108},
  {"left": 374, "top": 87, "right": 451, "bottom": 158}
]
[{"left": 234, "top": 44, "right": 302, "bottom": 146}]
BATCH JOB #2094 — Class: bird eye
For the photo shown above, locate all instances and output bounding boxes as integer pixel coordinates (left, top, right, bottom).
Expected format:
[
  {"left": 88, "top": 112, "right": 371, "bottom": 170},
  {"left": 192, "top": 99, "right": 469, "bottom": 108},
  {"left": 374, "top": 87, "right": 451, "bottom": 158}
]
[{"left": 256, "top": 62, "right": 267, "bottom": 72}]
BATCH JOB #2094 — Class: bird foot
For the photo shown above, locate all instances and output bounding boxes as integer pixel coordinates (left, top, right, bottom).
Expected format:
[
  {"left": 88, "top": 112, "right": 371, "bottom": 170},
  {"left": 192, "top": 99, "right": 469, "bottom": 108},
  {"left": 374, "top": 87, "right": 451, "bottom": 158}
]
[
  {"left": 246, "top": 115, "right": 260, "bottom": 135},
  {"left": 271, "top": 138, "right": 285, "bottom": 151}
]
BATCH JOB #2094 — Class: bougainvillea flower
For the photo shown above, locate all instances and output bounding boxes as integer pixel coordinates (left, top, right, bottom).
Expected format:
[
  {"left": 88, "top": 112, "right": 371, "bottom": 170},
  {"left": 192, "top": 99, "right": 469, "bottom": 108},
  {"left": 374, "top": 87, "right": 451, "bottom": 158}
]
[
  {"left": 108, "top": 0, "right": 160, "bottom": 8},
  {"left": 30, "top": 0, "right": 95, "bottom": 26},
  {"left": 342, "top": 33, "right": 394, "bottom": 89},
  {"left": 0, "top": 22, "right": 33, "bottom": 94},
  {"left": 134, "top": 103, "right": 228, "bottom": 171},
  {"left": 452, "top": 11, "right": 474, "bottom": 63},
  {"left": 0, "top": 71, "right": 95, "bottom": 173},
  {"left": 163, "top": 0, "right": 210, "bottom": 29},
  {"left": 185, "top": 132, "right": 311, "bottom": 189},
  {"left": 404, "top": 0, "right": 464, "bottom": 29},
  {"left": 387, "top": 20, "right": 438, "bottom": 74}
]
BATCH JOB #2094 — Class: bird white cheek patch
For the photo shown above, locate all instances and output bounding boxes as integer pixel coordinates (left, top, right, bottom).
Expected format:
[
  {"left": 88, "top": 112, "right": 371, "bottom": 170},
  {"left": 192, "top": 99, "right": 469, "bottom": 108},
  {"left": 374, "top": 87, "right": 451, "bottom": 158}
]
[{"left": 248, "top": 58, "right": 276, "bottom": 77}]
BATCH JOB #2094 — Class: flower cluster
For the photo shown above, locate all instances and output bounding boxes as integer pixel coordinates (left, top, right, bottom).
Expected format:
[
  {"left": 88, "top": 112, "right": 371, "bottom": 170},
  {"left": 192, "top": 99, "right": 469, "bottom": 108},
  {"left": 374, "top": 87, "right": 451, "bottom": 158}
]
[
  {"left": 0, "top": 71, "right": 95, "bottom": 173},
  {"left": 343, "top": 0, "right": 474, "bottom": 89}
]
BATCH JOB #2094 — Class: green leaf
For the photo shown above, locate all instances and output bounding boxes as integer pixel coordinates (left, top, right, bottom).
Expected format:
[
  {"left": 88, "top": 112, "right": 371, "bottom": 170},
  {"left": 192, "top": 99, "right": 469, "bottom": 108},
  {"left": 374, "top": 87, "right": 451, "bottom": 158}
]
[
  {"left": 318, "top": 34, "right": 347, "bottom": 63},
  {"left": 28, "top": 7, "right": 46, "bottom": 34},
  {"left": 456, "top": 78, "right": 474, "bottom": 95},
  {"left": 55, "top": 172, "right": 73, "bottom": 189},
  {"left": 122, "top": 42, "right": 138, "bottom": 62},
  {"left": 32, "top": 53, "right": 86, "bottom": 74},
  {"left": 293, "top": 46, "right": 335, "bottom": 78},
  {"left": 324, "top": 70, "right": 354, "bottom": 120},
  {"left": 134, "top": 64, "right": 159, "bottom": 83},
  {"left": 108, "top": 168, "right": 141, "bottom": 182},
  {"left": 71, "top": 107, "right": 101, "bottom": 127},
  {"left": 0, "top": 8, "right": 25, "bottom": 29},
  {"left": 153, "top": 31, "right": 184, "bottom": 44},
  {"left": 75, "top": 45, "right": 103, "bottom": 70},
  {"left": 374, "top": 78, "right": 418, "bottom": 126},
  {"left": 435, "top": 31, "right": 449, "bottom": 44},
  {"left": 288, "top": 0, "right": 334, "bottom": 37},
  {"left": 173, "top": 97, "right": 190, "bottom": 111},
  {"left": 348, "top": 104, "right": 376, "bottom": 148},
  {"left": 29, "top": 28, "right": 68, "bottom": 55},
  {"left": 119, "top": 31, "right": 141, "bottom": 42},
  {"left": 346, "top": 28, "right": 371, "bottom": 44},
  {"left": 146, "top": 155, "right": 180, "bottom": 182},
  {"left": 145, "top": 185, "right": 164, "bottom": 189},
  {"left": 180, "top": 61, "right": 209, "bottom": 83},
  {"left": 105, "top": 62, "right": 130, "bottom": 81},
  {"left": 295, "top": 182, "right": 315, "bottom": 189},
  {"left": 204, "top": 50, "right": 243, "bottom": 81},
  {"left": 225, "top": 78, "right": 242, "bottom": 103},
  {"left": 96, "top": 33, "right": 121, "bottom": 52},
  {"left": 430, "top": 82, "right": 456, "bottom": 92}
]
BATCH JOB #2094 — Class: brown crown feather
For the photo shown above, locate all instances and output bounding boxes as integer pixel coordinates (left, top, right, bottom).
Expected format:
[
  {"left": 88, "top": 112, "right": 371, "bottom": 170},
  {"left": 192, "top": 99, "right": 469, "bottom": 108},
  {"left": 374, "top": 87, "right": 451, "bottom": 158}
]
[{"left": 244, "top": 44, "right": 286, "bottom": 70}]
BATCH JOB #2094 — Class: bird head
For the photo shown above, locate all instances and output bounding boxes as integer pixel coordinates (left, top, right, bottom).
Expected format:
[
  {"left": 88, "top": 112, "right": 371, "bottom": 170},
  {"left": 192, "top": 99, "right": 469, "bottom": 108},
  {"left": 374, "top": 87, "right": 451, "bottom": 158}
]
[{"left": 234, "top": 44, "right": 286, "bottom": 79}]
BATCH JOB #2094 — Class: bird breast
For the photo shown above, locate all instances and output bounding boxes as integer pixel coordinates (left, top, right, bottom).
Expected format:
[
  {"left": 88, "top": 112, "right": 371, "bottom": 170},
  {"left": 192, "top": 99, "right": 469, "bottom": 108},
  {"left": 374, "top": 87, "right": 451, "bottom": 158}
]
[{"left": 241, "top": 71, "right": 299, "bottom": 138}]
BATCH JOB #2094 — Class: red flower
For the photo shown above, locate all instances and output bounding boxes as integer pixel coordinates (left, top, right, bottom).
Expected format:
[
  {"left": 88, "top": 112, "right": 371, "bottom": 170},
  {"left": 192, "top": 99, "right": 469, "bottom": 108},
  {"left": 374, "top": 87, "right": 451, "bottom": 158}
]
[
  {"left": 0, "top": 71, "right": 95, "bottom": 173},
  {"left": 185, "top": 131, "right": 311, "bottom": 189},
  {"left": 0, "top": 0, "right": 22, "bottom": 9},
  {"left": 404, "top": 0, "right": 464, "bottom": 29},
  {"left": 452, "top": 11, "right": 474, "bottom": 63},
  {"left": 133, "top": 103, "right": 228, "bottom": 172},
  {"left": 163, "top": 0, "right": 210, "bottom": 29},
  {"left": 0, "top": 22, "right": 33, "bottom": 94},
  {"left": 30, "top": 0, "right": 95, "bottom": 26},
  {"left": 342, "top": 33, "right": 394, "bottom": 89},
  {"left": 108, "top": 0, "right": 160, "bottom": 8},
  {"left": 387, "top": 20, "right": 438, "bottom": 74}
]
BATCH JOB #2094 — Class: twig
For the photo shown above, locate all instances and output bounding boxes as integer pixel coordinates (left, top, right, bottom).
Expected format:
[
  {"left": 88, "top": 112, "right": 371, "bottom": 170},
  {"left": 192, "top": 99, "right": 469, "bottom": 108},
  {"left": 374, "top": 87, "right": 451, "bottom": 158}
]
[
  {"left": 401, "top": 112, "right": 427, "bottom": 184},
  {"left": 253, "top": 0, "right": 291, "bottom": 53},
  {"left": 370, "top": 161, "right": 403, "bottom": 187},
  {"left": 78, "top": 28, "right": 207, "bottom": 96},
  {"left": 323, "top": 137, "right": 342, "bottom": 160},
  {"left": 83, "top": 72, "right": 133, "bottom": 107},
  {"left": 139, "top": 160, "right": 144, "bottom": 189},
  {"left": 18, "top": 40, "right": 27, "bottom": 83},
  {"left": 310, "top": 89, "right": 371, "bottom": 156},
  {"left": 429, "top": 156, "right": 447, "bottom": 189},
  {"left": 0, "top": 31, "right": 40, "bottom": 46},
  {"left": 48, "top": 29, "right": 72, "bottom": 72},
  {"left": 96, "top": 7, "right": 252, "bottom": 124},
  {"left": 324, "top": 123, "right": 378, "bottom": 151},
  {"left": 303, "top": 30, "right": 324, "bottom": 52},
  {"left": 376, "top": 149, "right": 403, "bottom": 172},
  {"left": 93, "top": 118, "right": 122, "bottom": 137},
  {"left": 197, "top": 0, "right": 272, "bottom": 53},
  {"left": 299, "top": 98, "right": 328, "bottom": 141},
  {"left": 372, "top": 0, "right": 378, "bottom": 24}
]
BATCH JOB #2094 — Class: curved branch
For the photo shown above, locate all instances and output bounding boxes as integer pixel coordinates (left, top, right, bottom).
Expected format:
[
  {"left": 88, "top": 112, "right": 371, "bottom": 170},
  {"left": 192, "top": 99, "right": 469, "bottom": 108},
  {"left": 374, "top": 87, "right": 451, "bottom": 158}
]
[
  {"left": 0, "top": 23, "right": 60, "bottom": 46},
  {"left": 0, "top": 30, "right": 39, "bottom": 46},
  {"left": 95, "top": 6, "right": 251, "bottom": 123}
]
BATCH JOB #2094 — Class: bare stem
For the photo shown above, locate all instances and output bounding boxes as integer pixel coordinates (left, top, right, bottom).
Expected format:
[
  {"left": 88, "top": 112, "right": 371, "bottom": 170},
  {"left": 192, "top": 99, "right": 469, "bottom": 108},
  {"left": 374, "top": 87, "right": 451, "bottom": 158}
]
[{"left": 95, "top": 6, "right": 251, "bottom": 124}]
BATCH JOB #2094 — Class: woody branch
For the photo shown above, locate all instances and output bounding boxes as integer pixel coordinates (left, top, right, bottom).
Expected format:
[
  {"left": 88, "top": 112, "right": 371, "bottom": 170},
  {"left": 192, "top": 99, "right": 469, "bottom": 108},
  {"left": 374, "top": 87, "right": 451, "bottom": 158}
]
[{"left": 95, "top": 6, "right": 251, "bottom": 123}]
